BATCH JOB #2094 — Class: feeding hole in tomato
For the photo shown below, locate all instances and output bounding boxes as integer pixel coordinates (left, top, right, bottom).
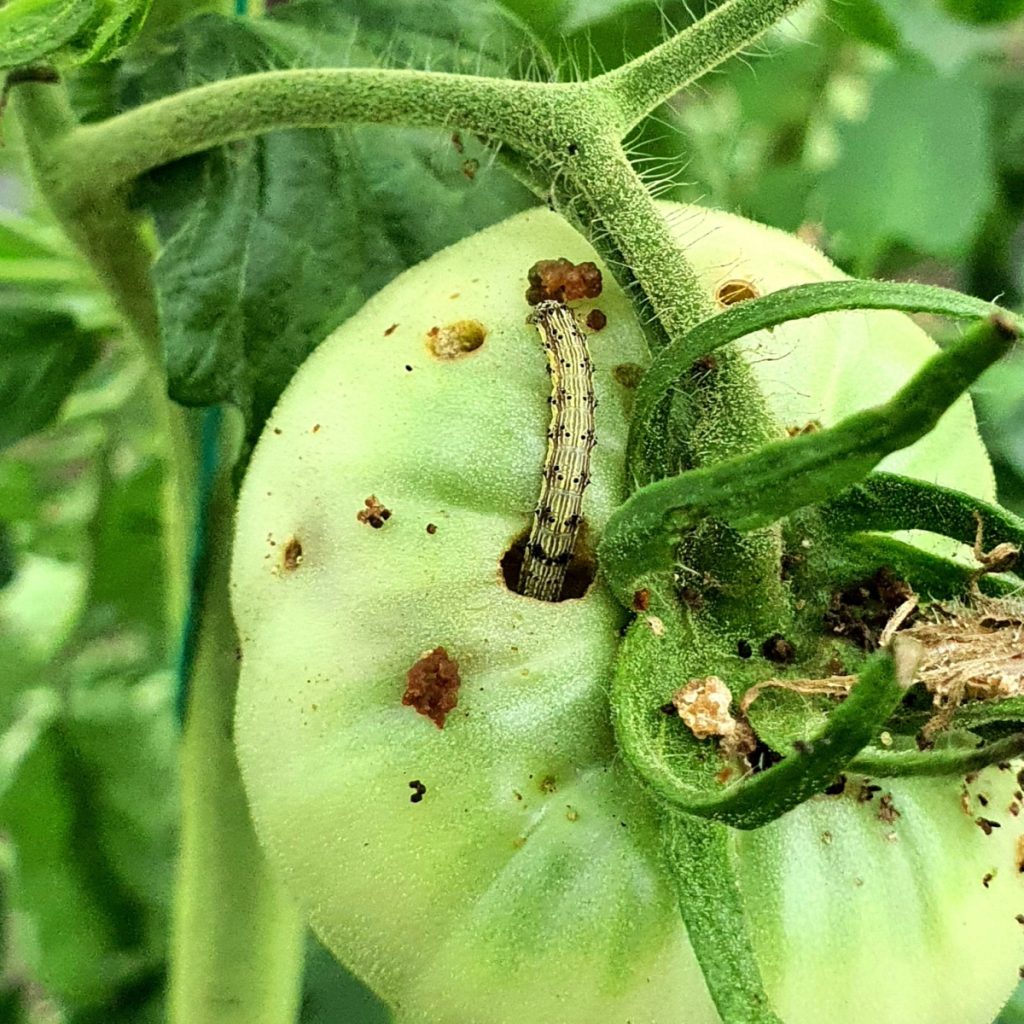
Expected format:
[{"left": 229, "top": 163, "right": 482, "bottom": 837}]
[
  {"left": 426, "top": 319, "right": 487, "bottom": 359},
  {"left": 715, "top": 278, "right": 760, "bottom": 307},
  {"left": 281, "top": 536, "right": 303, "bottom": 571},
  {"left": 500, "top": 522, "right": 596, "bottom": 601}
]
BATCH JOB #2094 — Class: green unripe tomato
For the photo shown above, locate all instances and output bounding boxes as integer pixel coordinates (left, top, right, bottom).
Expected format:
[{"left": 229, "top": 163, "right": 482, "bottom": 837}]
[{"left": 232, "top": 205, "right": 1023, "bottom": 1024}]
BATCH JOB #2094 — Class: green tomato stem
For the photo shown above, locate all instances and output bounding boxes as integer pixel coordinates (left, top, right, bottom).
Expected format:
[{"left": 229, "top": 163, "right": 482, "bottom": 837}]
[
  {"left": 169, "top": 467, "right": 305, "bottom": 1024},
  {"left": 593, "top": 0, "right": 811, "bottom": 134},
  {"left": 663, "top": 813, "right": 785, "bottom": 1024}
]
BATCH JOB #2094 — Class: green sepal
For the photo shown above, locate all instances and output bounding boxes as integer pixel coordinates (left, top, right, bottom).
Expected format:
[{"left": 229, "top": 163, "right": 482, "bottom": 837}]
[
  {"left": 611, "top": 588, "right": 919, "bottom": 829},
  {"left": 821, "top": 472, "right": 1024, "bottom": 556},
  {"left": 627, "top": 279, "right": 1014, "bottom": 484},
  {"left": 851, "top": 732, "right": 1024, "bottom": 778},
  {"left": 600, "top": 313, "right": 1017, "bottom": 606},
  {"left": 827, "top": 532, "right": 1020, "bottom": 601},
  {"left": 663, "top": 813, "right": 783, "bottom": 1024}
]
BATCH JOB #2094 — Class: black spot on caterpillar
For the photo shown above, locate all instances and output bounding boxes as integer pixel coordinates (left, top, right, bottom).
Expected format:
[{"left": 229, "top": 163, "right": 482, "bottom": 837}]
[{"left": 517, "top": 301, "right": 596, "bottom": 601}]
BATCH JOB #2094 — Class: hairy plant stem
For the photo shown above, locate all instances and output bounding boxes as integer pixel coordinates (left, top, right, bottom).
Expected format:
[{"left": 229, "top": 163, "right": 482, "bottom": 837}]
[
  {"left": 14, "top": 78, "right": 305, "bottom": 1024},
  {"left": 593, "top": 0, "right": 811, "bottom": 132},
  {"left": 169, "top": 466, "right": 305, "bottom": 1024}
]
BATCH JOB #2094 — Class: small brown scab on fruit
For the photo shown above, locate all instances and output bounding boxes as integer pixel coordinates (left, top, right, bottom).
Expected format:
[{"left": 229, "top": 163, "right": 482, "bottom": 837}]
[
  {"left": 426, "top": 523, "right": 438, "bottom": 535},
  {"left": 983, "top": 872, "right": 994, "bottom": 888},
  {"left": 384, "top": 323, "right": 398, "bottom": 336},
  {"left": 976, "top": 817, "right": 1001, "bottom": 836},
  {"left": 281, "top": 537, "right": 303, "bottom": 572},
  {"left": 357, "top": 496, "right": 392, "bottom": 529},
  {"left": 450, "top": 131, "right": 464, "bottom": 153},
  {"left": 877, "top": 794, "right": 900, "bottom": 824},
  {"left": 461, "top": 158, "right": 479, "bottom": 180},
  {"left": 586, "top": 308, "right": 607, "bottom": 331},
  {"left": 402, "top": 646, "right": 461, "bottom": 728},
  {"left": 632, "top": 589, "right": 650, "bottom": 612},
  {"left": 408, "top": 780, "right": 427, "bottom": 803},
  {"left": 427, "top": 320, "right": 487, "bottom": 360},
  {"left": 1017, "top": 835, "right": 1024, "bottom": 873},
  {"left": 715, "top": 279, "right": 760, "bottom": 307},
  {"left": 539, "top": 775, "right": 557, "bottom": 794},
  {"left": 525, "top": 258, "right": 603, "bottom": 305}
]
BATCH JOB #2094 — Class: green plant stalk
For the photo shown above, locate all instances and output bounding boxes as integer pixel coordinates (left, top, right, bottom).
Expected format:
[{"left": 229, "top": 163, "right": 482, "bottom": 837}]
[
  {"left": 169, "top": 471, "right": 305, "bottom": 1024},
  {"left": 593, "top": 0, "right": 811, "bottom": 132},
  {"left": 13, "top": 78, "right": 304, "bottom": 1024}
]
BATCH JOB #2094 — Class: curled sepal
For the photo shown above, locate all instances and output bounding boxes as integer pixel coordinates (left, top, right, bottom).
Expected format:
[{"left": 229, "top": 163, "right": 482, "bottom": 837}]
[
  {"left": 0, "top": 0, "right": 150, "bottom": 70},
  {"left": 600, "top": 314, "right": 1017, "bottom": 606},
  {"left": 627, "top": 280, "right": 1014, "bottom": 483},
  {"left": 831, "top": 532, "right": 1020, "bottom": 601},
  {"left": 662, "top": 813, "right": 783, "bottom": 1024},
  {"left": 612, "top": 590, "right": 920, "bottom": 829},
  {"left": 821, "top": 472, "right": 1024, "bottom": 560},
  {"left": 851, "top": 732, "right": 1024, "bottom": 778}
]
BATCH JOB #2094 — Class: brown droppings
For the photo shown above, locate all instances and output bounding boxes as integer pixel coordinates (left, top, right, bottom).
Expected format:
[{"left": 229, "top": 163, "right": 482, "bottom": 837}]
[
  {"left": 525, "top": 258, "right": 603, "bottom": 305},
  {"left": 824, "top": 775, "right": 847, "bottom": 796},
  {"left": 1012, "top": 803, "right": 1021, "bottom": 817},
  {"left": 357, "top": 495, "right": 392, "bottom": 529},
  {"left": 761, "top": 633, "right": 796, "bottom": 665},
  {"left": 426, "top": 523, "right": 438, "bottom": 535},
  {"left": 857, "top": 783, "right": 882, "bottom": 803},
  {"left": 586, "top": 308, "right": 608, "bottom": 331},
  {"left": 409, "top": 779, "right": 427, "bottom": 803},
  {"left": 825, "top": 568, "right": 916, "bottom": 651},
  {"left": 282, "top": 536, "right": 303, "bottom": 572},
  {"left": 983, "top": 872, "right": 994, "bottom": 888},
  {"left": 715, "top": 278, "right": 760, "bottom": 307},
  {"left": 461, "top": 158, "right": 479, "bottom": 180},
  {"left": 737, "top": 639, "right": 753, "bottom": 659},
  {"left": 1016, "top": 914, "right": 1024, "bottom": 925},
  {"left": 384, "top": 323, "right": 398, "bottom": 336},
  {"left": 427, "top": 319, "right": 487, "bottom": 360},
  {"left": 632, "top": 588, "right": 650, "bottom": 612},
  {"left": 1017, "top": 835, "right": 1024, "bottom": 873},
  {"left": 273, "top": 427, "right": 282, "bottom": 435},
  {"left": 976, "top": 817, "right": 1002, "bottom": 835},
  {"left": 403, "top": 647, "right": 461, "bottom": 728},
  {"left": 405, "top": 364, "right": 413, "bottom": 372},
  {"left": 787, "top": 420, "right": 822, "bottom": 437},
  {"left": 311, "top": 423, "right": 321, "bottom": 433},
  {"left": 877, "top": 794, "right": 900, "bottom": 824},
  {"left": 612, "top": 363, "right": 645, "bottom": 389}
]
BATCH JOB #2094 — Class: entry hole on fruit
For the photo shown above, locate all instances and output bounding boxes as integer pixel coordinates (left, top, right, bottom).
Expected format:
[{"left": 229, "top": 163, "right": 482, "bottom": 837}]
[
  {"left": 427, "top": 319, "right": 486, "bottom": 360},
  {"left": 500, "top": 523, "right": 596, "bottom": 601},
  {"left": 716, "top": 279, "right": 760, "bottom": 307},
  {"left": 281, "top": 536, "right": 303, "bottom": 572}
]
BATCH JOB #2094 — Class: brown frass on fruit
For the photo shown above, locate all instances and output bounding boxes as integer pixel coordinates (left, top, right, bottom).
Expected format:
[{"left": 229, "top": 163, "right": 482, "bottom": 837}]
[{"left": 402, "top": 646, "right": 461, "bottom": 728}]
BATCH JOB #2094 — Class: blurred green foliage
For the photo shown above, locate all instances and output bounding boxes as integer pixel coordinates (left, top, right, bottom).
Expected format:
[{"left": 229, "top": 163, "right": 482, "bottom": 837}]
[{"left": 0, "top": 0, "right": 1022, "bottom": 1021}]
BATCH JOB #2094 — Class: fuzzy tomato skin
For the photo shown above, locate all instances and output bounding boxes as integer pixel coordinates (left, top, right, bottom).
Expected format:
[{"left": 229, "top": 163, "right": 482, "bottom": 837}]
[{"left": 232, "top": 205, "right": 1022, "bottom": 1024}]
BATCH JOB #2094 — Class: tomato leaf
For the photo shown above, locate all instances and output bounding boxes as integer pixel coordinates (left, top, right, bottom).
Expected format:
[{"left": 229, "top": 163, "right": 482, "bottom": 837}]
[
  {"left": 816, "top": 67, "right": 994, "bottom": 268},
  {"left": 0, "top": 296, "right": 102, "bottom": 450},
  {"left": 122, "top": 0, "right": 549, "bottom": 443}
]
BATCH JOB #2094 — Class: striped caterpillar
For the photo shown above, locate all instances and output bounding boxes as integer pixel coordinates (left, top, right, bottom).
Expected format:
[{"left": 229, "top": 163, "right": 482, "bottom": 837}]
[{"left": 517, "top": 300, "right": 597, "bottom": 601}]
